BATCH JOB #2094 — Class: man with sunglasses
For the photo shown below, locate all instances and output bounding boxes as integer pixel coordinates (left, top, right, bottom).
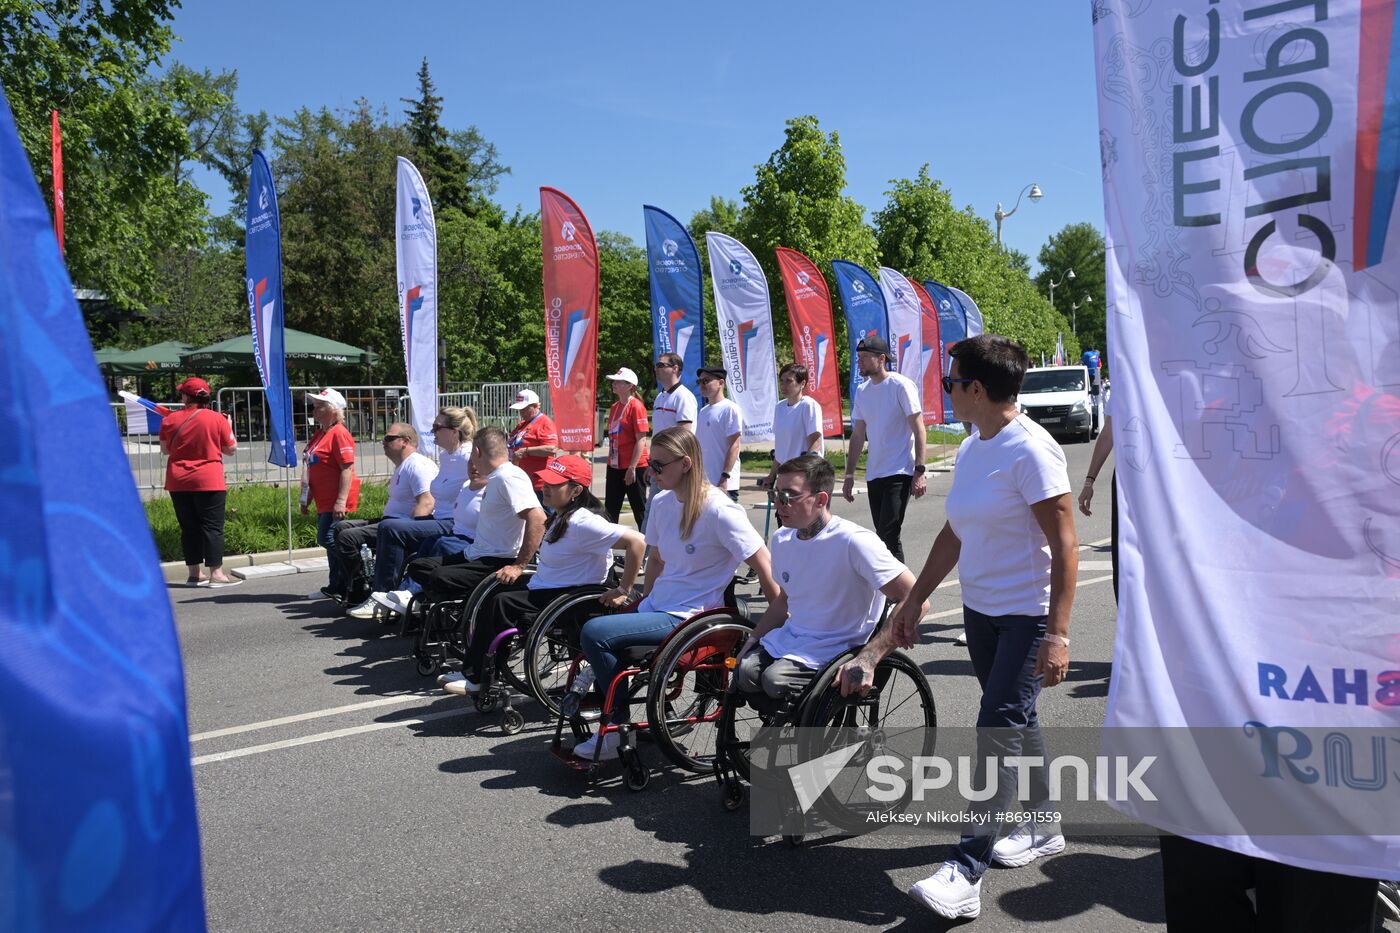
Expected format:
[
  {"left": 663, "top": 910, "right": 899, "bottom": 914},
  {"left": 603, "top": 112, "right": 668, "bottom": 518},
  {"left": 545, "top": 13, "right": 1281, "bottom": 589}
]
[
  {"left": 734, "top": 456, "right": 922, "bottom": 700},
  {"left": 841, "top": 336, "right": 927, "bottom": 561},
  {"left": 328, "top": 423, "right": 438, "bottom": 607}
]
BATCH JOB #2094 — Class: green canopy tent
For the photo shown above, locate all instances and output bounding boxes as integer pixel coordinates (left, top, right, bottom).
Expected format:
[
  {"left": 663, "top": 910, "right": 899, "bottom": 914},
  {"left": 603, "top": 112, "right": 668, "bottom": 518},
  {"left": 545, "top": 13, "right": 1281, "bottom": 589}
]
[
  {"left": 98, "top": 340, "right": 195, "bottom": 376},
  {"left": 181, "top": 328, "right": 380, "bottom": 374},
  {"left": 93, "top": 346, "right": 124, "bottom": 366}
]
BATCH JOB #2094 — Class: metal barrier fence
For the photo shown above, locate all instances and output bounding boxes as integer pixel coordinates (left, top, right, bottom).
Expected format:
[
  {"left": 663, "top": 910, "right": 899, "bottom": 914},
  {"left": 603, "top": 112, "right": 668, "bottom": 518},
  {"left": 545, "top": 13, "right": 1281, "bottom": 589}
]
[{"left": 118, "top": 381, "right": 554, "bottom": 495}]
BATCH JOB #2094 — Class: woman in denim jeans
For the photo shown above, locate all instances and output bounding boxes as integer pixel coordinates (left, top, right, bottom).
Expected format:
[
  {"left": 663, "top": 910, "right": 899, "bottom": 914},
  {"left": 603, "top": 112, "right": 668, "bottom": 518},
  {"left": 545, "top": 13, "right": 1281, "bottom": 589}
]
[
  {"left": 840, "top": 334, "right": 1078, "bottom": 922},
  {"left": 571, "top": 427, "right": 779, "bottom": 761}
]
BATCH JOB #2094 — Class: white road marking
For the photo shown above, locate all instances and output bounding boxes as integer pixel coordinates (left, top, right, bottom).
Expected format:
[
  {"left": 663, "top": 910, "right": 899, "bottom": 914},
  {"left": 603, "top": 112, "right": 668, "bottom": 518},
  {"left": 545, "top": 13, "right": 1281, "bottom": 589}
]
[
  {"left": 192, "top": 706, "right": 472, "bottom": 766},
  {"left": 190, "top": 694, "right": 430, "bottom": 742},
  {"left": 194, "top": 575, "right": 1119, "bottom": 768}
]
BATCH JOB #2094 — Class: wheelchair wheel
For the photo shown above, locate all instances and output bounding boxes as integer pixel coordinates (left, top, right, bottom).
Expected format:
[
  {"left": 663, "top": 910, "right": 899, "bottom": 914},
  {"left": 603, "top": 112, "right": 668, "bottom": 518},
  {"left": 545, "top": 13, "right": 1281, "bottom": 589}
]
[
  {"left": 501, "top": 708, "right": 525, "bottom": 736},
  {"left": 522, "top": 590, "right": 606, "bottom": 715},
  {"left": 415, "top": 656, "right": 441, "bottom": 677},
  {"left": 645, "top": 612, "right": 752, "bottom": 773},
  {"left": 713, "top": 690, "right": 766, "bottom": 784},
  {"left": 795, "top": 650, "right": 936, "bottom": 835}
]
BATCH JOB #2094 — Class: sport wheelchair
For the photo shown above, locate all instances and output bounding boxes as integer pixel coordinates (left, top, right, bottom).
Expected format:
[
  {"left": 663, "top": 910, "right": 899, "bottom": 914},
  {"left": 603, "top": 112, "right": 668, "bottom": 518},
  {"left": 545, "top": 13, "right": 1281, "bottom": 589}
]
[
  {"left": 548, "top": 572, "right": 764, "bottom": 790},
  {"left": 712, "top": 617, "right": 937, "bottom": 846}
]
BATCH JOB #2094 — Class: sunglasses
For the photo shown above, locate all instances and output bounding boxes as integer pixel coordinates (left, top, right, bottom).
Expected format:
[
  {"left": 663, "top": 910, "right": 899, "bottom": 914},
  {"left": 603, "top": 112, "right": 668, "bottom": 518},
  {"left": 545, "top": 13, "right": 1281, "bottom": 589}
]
[
  {"left": 431, "top": 422, "right": 452, "bottom": 431},
  {"left": 650, "top": 457, "right": 681, "bottom": 473},
  {"left": 768, "top": 487, "right": 813, "bottom": 506},
  {"left": 382, "top": 434, "right": 405, "bottom": 444},
  {"left": 941, "top": 376, "right": 976, "bottom": 394},
  {"left": 654, "top": 361, "right": 677, "bottom": 369}
]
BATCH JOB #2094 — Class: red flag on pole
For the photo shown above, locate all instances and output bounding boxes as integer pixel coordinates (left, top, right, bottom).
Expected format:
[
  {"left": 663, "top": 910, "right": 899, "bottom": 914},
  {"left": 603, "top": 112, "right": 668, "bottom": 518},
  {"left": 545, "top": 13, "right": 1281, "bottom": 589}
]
[
  {"left": 540, "top": 187, "right": 599, "bottom": 451},
  {"left": 50, "top": 110, "right": 64, "bottom": 254},
  {"left": 905, "top": 274, "right": 944, "bottom": 426},
  {"left": 775, "top": 247, "right": 843, "bottom": 437}
]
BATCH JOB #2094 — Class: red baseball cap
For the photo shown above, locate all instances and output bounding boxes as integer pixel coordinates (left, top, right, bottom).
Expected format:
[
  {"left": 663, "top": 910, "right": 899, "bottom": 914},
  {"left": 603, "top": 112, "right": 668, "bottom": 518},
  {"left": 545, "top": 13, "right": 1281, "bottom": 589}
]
[
  {"left": 539, "top": 455, "right": 593, "bottom": 487},
  {"left": 176, "top": 377, "right": 212, "bottom": 398}
]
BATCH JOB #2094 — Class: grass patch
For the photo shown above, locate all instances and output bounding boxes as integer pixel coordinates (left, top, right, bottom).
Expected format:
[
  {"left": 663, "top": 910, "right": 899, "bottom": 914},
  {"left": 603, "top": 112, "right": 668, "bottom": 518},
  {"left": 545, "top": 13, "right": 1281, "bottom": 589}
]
[{"left": 146, "top": 482, "right": 390, "bottom": 562}]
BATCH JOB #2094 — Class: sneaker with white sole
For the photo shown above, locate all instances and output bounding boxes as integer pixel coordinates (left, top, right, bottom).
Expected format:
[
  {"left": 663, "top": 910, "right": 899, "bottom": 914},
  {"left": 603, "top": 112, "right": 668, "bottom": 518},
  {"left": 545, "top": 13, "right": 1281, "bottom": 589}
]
[
  {"left": 955, "top": 631, "right": 968, "bottom": 646},
  {"left": 909, "top": 861, "right": 982, "bottom": 920},
  {"left": 371, "top": 589, "right": 413, "bottom": 616},
  {"left": 991, "top": 820, "right": 1065, "bottom": 868},
  {"left": 346, "top": 598, "right": 380, "bottom": 620},
  {"left": 442, "top": 676, "right": 481, "bottom": 696},
  {"left": 437, "top": 672, "right": 465, "bottom": 685},
  {"left": 572, "top": 730, "right": 621, "bottom": 760}
]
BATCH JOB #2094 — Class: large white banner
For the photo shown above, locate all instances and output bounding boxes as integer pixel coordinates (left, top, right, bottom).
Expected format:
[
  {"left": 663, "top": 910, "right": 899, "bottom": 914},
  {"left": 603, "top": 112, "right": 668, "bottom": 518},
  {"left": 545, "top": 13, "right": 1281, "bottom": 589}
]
[
  {"left": 706, "top": 232, "right": 776, "bottom": 442},
  {"left": 879, "top": 267, "right": 925, "bottom": 387},
  {"left": 1095, "top": 0, "right": 1400, "bottom": 877},
  {"left": 396, "top": 157, "right": 438, "bottom": 455}
]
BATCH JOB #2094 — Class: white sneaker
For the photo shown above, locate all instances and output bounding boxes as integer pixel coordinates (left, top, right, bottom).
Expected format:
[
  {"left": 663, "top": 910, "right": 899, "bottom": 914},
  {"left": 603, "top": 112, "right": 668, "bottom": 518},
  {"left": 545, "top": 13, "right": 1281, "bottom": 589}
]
[
  {"left": 955, "top": 631, "right": 968, "bottom": 646},
  {"left": 572, "top": 730, "right": 622, "bottom": 760},
  {"left": 347, "top": 598, "right": 380, "bottom": 620},
  {"left": 909, "top": 861, "right": 982, "bottom": 920},
  {"left": 442, "top": 676, "right": 481, "bottom": 696},
  {"left": 991, "top": 820, "right": 1065, "bottom": 868},
  {"left": 372, "top": 589, "right": 413, "bottom": 616},
  {"left": 437, "top": 672, "right": 465, "bottom": 685}
]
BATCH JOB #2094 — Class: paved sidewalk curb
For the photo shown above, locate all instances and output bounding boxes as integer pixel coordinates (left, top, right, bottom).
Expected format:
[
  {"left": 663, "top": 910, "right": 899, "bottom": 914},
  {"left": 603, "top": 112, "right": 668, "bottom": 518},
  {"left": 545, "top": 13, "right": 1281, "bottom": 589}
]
[{"left": 160, "top": 546, "right": 327, "bottom": 584}]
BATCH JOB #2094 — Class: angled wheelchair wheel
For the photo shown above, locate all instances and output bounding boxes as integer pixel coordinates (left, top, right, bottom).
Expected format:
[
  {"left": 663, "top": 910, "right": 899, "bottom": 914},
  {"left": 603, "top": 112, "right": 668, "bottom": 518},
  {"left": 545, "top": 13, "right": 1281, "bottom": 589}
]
[
  {"left": 522, "top": 589, "right": 607, "bottom": 715},
  {"left": 796, "top": 650, "right": 936, "bottom": 835},
  {"left": 645, "top": 612, "right": 752, "bottom": 773}
]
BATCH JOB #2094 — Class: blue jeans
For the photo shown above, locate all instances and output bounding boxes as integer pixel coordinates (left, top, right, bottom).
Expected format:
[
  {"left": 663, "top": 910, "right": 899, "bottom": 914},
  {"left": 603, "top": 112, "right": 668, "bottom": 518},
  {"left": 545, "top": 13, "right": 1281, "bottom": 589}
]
[
  {"left": 579, "top": 610, "right": 679, "bottom": 722},
  {"left": 954, "top": 605, "right": 1049, "bottom": 879},
  {"left": 317, "top": 512, "right": 341, "bottom": 592},
  {"left": 372, "top": 517, "right": 454, "bottom": 593},
  {"left": 402, "top": 535, "right": 472, "bottom": 594}
]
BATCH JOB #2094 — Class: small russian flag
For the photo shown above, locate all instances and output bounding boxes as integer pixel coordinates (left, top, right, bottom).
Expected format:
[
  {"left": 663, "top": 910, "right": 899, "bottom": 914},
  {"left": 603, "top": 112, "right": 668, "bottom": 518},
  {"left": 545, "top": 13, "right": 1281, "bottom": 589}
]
[{"left": 118, "top": 390, "right": 172, "bottom": 435}]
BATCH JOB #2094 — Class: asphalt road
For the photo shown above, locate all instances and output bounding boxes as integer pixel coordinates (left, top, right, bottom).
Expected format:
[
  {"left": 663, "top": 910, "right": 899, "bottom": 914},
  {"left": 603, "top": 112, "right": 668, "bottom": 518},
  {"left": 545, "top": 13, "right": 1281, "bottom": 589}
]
[{"left": 177, "top": 436, "right": 1166, "bottom": 932}]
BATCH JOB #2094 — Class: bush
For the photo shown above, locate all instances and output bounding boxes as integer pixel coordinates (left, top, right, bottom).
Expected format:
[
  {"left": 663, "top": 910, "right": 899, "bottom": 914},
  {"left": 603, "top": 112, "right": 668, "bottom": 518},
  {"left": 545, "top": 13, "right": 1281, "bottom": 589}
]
[{"left": 146, "top": 482, "right": 391, "bottom": 562}]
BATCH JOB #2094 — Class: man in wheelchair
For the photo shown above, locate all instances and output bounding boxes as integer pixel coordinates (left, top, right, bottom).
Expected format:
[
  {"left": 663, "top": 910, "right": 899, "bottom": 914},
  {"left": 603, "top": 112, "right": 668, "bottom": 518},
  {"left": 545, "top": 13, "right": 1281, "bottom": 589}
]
[{"left": 733, "top": 456, "right": 921, "bottom": 713}]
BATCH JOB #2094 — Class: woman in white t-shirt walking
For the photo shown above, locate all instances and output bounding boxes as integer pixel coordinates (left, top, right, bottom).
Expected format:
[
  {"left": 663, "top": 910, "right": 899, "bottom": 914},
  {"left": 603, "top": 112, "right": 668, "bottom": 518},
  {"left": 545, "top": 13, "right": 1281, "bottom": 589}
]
[
  {"left": 445, "top": 455, "right": 646, "bottom": 695},
  {"left": 761, "top": 362, "right": 824, "bottom": 490},
  {"left": 841, "top": 334, "right": 1078, "bottom": 922},
  {"left": 573, "top": 426, "right": 779, "bottom": 760}
]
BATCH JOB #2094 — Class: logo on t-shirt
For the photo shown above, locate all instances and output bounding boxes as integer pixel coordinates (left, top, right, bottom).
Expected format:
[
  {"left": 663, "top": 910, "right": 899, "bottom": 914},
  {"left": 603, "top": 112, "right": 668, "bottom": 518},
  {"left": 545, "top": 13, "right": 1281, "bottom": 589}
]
[
  {"left": 686, "top": 544, "right": 696, "bottom": 554},
  {"left": 782, "top": 571, "right": 790, "bottom": 583}
]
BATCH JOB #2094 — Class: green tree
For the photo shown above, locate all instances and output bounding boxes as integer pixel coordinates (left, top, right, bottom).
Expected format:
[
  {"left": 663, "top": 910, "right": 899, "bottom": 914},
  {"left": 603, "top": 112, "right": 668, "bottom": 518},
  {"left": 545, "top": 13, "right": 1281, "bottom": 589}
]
[
  {"left": 2, "top": 0, "right": 216, "bottom": 316},
  {"left": 1037, "top": 222, "right": 1106, "bottom": 360},
  {"left": 402, "top": 58, "right": 477, "bottom": 213},
  {"left": 874, "top": 165, "right": 1073, "bottom": 360}
]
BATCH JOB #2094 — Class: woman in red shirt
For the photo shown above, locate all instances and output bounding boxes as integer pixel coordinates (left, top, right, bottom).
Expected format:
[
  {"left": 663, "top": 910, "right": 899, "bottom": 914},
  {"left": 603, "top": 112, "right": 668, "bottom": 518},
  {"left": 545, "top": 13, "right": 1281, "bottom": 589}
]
[
  {"left": 160, "top": 377, "right": 238, "bottom": 586},
  {"left": 301, "top": 387, "right": 361, "bottom": 599},
  {"left": 603, "top": 366, "right": 649, "bottom": 527}
]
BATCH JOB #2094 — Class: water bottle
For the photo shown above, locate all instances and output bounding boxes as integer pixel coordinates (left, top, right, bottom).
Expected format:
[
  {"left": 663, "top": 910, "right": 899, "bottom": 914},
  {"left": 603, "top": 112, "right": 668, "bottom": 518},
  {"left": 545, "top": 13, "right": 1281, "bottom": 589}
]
[
  {"left": 560, "top": 664, "right": 594, "bottom": 718},
  {"left": 359, "top": 542, "right": 375, "bottom": 579}
]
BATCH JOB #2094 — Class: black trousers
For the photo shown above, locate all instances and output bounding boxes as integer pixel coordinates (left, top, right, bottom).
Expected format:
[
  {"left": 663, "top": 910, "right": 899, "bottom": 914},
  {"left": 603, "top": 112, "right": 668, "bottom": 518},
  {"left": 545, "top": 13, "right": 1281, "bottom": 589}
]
[
  {"left": 604, "top": 467, "right": 646, "bottom": 527},
  {"left": 170, "top": 490, "right": 227, "bottom": 568},
  {"left": 408, "top": 554, "right": 513, "bottom": 604},
  {"left": 329, "top": 518, "right": 379, "bottom": 598},
  {"left": 1160, "top": 835, "right": 1378, "bottom": 932},
  {"left": 465, "top": 585, "right": 575, "bottom": 677},
  {"left": 866, "top": 474, "right": 913, "bottom": 562}
]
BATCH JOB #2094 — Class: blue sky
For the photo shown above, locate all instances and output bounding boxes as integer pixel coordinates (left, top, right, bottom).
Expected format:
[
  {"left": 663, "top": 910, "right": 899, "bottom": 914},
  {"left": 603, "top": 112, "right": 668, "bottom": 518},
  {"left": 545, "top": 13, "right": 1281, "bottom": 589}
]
[{"left": 166, "top": 2, "right": 1104, "bottom": 266}]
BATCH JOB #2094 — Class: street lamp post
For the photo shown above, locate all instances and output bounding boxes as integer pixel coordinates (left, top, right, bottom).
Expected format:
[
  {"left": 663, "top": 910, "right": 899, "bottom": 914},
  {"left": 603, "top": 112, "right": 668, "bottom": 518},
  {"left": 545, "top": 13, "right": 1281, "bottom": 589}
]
[
  {"left": 994, "top": 183, "right": 1043, "bottom": 246},
  {"left": 1047, "top": 268, "right": 1076, "bottom": 311},
  {"left": 1070, "top": 296, "right": 1092, "bottom": 336}
]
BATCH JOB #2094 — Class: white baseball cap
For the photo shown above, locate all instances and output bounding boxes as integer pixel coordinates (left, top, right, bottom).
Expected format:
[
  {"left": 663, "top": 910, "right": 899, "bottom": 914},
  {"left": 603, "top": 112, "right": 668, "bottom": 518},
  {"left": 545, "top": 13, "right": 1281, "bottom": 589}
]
[
  {"left": 509, "top": 388, "right": 541, "bottom": 410},
  {"left": 306, "top": 387, "right": 347, "bottom": 410},
  {"left": 606, "top": 367, "right": 639, "bottom": 386}
]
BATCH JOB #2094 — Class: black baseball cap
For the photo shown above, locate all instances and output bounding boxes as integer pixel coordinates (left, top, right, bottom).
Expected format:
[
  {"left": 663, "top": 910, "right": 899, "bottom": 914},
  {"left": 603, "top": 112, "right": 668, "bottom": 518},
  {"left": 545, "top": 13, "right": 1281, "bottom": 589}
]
[{"left": 856, "top": 335, "right": 890, "bottom": 357}]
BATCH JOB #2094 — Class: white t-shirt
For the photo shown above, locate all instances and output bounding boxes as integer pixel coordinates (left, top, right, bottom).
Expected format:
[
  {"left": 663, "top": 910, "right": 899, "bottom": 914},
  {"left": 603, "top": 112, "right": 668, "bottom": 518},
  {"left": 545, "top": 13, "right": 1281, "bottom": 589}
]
[
  {"left": 697, "top": 397, "right": 742, "bottom": 491},
  {"left": 653, "top": 384, "right": 698, "bottom": 434},
  {"left": 385, "top": 451, "right": 439, "bottom": 519},
  {"left": 452, "top": 485, "right": 483, "bottom": 539},
  {"left": 762, "top": 516, "right": 905, "bottom": 668},
  {"left": 530, "top": 508, "right": 628, "bottom": 590},
  {"left": 773, "top": 395, "right": 824, "bottom": 463},
  {"left": 641, "top": 488, "right": 763, "bottom": 618},
  {"left": 851, "top": 372, "right": 921, "bottom": 480},
  {"left": 430, "top": 447, "right": 471, "bottom": 519},
  {"left": 946, "top": 415, "right": 1070, "bottom": 616},
  {"left": 467, "top": 462, "right": 541, "bottom": 560}
]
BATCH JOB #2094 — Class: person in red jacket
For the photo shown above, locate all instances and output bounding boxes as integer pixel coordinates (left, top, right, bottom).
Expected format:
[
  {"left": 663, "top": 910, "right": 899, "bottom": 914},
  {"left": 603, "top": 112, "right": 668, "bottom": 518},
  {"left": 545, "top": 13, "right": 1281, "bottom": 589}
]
[
  {"left": 160, "top": 376, "right": 238, "bottom": 586},
  {"left": 302, "top": 387, "right": 361, "bottom": 600},
  {"left": 604, "top": 366, "right": 649, "bottom": 526},
  {"left": 507, "top": 388, "right": 559, "bottom": 498}
]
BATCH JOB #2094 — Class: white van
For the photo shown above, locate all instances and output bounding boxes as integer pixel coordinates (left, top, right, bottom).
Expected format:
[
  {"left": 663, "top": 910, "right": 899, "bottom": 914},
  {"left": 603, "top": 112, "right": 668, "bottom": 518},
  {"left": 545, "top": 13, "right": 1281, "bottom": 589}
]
[{"left": 1017, "top": 365, "right": 1095, "bottom": 442}]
